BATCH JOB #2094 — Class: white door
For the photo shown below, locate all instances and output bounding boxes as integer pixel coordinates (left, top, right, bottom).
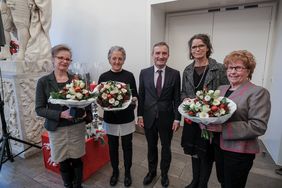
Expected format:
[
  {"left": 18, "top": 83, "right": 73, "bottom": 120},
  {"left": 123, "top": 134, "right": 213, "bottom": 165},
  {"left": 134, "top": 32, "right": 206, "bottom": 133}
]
[{"left": 166, "top": 5, "right": 274, "bottom": 86}]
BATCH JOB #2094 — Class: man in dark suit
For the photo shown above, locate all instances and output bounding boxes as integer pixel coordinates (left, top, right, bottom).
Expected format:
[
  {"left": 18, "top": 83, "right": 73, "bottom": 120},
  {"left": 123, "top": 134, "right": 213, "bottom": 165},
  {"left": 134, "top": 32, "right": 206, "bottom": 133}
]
[{"left": 137, "top": 42, "right": 181, "bottom": 187}]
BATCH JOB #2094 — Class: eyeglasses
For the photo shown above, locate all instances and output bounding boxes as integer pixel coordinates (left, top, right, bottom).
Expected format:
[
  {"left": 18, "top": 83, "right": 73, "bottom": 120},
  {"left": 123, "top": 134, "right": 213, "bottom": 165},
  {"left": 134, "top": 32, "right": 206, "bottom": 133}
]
[
  {"left": 191, "top": 44, "right": 206, "bottom": 50},
  {"left": 227, "top": 66, "right": 247, "bottom": 72},
  {"left": 55, "top": 56, "right": 72, "bottom": 62}
]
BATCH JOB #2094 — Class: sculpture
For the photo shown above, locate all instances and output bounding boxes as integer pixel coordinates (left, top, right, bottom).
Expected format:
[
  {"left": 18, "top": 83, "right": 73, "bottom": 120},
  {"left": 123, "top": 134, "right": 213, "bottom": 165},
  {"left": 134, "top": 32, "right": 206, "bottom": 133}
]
[{"left": 0, "top": 0, "right": 52, "bottom": 73}]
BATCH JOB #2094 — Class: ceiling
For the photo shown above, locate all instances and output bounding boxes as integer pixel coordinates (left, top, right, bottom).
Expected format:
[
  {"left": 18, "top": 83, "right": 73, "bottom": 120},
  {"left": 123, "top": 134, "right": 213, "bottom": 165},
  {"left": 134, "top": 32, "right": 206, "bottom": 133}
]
[{"left": 152, "top": 0, "right": 276, "bottom": 13}]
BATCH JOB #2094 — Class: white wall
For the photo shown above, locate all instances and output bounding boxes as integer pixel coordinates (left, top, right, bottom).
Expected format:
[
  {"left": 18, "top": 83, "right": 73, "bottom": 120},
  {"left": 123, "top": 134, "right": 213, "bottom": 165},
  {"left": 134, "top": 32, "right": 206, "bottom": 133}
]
[
  {"left": 50, "top": 0, "right": 149, "bottom": 82},
  {"left": 263, "top": 0, "right": 282, "bottom": 165}
]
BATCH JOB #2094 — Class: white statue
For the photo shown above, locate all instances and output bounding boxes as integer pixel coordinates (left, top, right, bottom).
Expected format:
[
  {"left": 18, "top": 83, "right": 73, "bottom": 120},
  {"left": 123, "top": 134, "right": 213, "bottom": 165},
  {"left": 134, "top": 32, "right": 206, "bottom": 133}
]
[
  {"left": 0, "top": 0, "right": 52, "bottom": 73},
  {"left": 25, "top": 0, "right": 52, "bottom": 72},
  {"left": 0, "top": 0, "right": 30, "bottom": 61}
]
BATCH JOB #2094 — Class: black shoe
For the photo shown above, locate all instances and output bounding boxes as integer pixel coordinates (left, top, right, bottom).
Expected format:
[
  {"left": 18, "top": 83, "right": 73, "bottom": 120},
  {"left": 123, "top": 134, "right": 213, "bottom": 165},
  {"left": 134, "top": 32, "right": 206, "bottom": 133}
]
[
  {"left": 143, "top": 172, "right": 156, "bottom": 185},
  {"left": 110, "top": 172, "right": 119, "bottom": 186},
  {"left": 124, "top": 175, "right": 132, "bottom": 187},
  {"left": 161, "top": 174, "right": 169, "bottom": 187}
]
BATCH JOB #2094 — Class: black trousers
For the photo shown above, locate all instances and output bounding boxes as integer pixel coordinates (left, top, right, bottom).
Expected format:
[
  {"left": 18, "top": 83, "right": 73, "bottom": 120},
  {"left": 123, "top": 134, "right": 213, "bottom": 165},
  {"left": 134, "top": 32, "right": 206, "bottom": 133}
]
[
  {"left": 107, "top": 133, "right": 133, "bottom": 174},
  {"left": 144, "top": 118, "right": 173, "bottom": 176},
  {"left": 214, "top": 145, "right": 255, "bottom": 188}
]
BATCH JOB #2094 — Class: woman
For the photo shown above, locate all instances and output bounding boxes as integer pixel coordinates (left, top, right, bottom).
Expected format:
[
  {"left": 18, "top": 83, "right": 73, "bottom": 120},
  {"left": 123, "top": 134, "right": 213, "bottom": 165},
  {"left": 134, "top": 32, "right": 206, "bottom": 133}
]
[
  {"left": 98, "top": 46, "right": 138, "bottom": 187},
  {"left": 181, "top": 34, "right": 228, "bottom": 188},
  {"left": 35, "top": 44, "right": 92, "bottom": 188},
  {"left": 208, "top": 50, "right": 271, "bottom": 188}
]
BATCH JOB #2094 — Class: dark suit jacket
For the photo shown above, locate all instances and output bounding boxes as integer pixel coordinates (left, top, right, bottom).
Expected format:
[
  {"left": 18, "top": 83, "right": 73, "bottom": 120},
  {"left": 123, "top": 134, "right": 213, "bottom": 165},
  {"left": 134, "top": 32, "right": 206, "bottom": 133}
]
[
  {"left": 35, "top": 72, "right": 93, "bottom": 131},
  {"left": 137, "top": 66, "right": 181, "bottom": 128}
]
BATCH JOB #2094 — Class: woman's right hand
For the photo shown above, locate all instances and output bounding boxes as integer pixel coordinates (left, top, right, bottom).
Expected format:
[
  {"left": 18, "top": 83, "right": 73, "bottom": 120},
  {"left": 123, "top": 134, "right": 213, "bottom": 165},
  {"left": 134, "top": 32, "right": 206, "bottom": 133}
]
[
  {"left": 60, "top": 109, "right": 73, "bottom": 120},
  {"left": 183, "top": 98, "right": 191, "bottom": 102}
]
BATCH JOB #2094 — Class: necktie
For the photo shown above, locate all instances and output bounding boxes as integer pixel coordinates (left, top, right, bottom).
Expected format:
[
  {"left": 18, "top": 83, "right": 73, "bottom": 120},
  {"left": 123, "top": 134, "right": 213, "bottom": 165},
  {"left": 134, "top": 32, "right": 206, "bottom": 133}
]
[{"left": 156, "top": 70, "right": 162, "bottom": 96}]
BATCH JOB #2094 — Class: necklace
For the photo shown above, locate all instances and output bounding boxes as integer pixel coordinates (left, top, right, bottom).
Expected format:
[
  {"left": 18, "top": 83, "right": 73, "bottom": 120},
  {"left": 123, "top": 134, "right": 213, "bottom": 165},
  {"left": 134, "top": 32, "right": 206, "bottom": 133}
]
[{"left": 195, "top": 65, "right": 208, "bottom": 89}]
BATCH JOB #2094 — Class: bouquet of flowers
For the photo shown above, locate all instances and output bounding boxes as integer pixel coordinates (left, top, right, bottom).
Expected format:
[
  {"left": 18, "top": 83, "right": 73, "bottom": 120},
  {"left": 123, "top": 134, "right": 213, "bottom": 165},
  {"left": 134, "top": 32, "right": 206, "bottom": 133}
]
[
  {"left": 49, "top": 78, "right": 96, "bottom": 108},
  {"left": 94, "top": 81, "right": 132, "bottom": 111},
  {"left": 178, "top": 88, "right": 237, "bottom": 139}
]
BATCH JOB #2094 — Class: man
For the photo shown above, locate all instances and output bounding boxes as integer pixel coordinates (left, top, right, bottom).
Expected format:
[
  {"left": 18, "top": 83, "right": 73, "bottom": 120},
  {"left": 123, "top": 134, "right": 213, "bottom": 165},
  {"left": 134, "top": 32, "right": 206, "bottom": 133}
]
[{"left": 137, "top": 42, "right": 181, "bottom": 187}]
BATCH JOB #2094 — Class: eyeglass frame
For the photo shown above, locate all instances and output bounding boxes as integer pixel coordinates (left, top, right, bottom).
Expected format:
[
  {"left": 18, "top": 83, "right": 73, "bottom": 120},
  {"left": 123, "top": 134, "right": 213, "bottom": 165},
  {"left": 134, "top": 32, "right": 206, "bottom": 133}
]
[
  {"left": 55, "top": 56, "right": 72, "bottom": 62},
  {"left": 226, "top": 66, "right": 248, "bottom": 72},
  {"left": 191, "top": 44, "right": 206, "bottom": 50}
]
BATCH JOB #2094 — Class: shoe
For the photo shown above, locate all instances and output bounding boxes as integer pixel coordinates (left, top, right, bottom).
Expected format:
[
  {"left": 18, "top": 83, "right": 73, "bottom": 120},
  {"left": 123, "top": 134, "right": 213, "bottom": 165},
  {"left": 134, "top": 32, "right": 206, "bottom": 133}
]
[
  {"left": 143, "top": 172, "right": 156, "bottom": 185},
  {"left": 110, "top": 172, "right": 119, "bottom": 186},
  {"left": 124, "top": 175, "right": 132, "bottom": 187},
  {"left": 161, "top": 174, "right": 169, "bottom": 187},
  {"left": 275, "top": 168, "right": 282, "bottom": 175}
]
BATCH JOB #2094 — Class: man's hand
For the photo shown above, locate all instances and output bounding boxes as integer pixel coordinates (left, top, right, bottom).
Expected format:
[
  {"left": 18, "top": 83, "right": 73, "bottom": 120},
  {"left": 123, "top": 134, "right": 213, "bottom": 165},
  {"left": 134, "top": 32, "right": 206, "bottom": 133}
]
[
  {"left": 137, "top": 117, "right": 144, "bottom": 128},
  {"left": 172, "top": 121, "right": 180, "bottom": 132}
]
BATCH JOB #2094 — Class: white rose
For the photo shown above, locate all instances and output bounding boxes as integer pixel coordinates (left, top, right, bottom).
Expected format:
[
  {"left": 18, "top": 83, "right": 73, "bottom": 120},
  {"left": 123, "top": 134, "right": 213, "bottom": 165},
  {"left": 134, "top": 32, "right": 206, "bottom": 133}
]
[
  {"left": 109, "top": 98, "right": 115, "bottom": 104},
  {"left": 102, "top": 93, "right": 108, "bottom": 100},
  {"left": 199, "top": 112, "right": 209, "bottom": 118},
  {"left": 196, "top": 90, "right": 203, "bottom": 97},
  {"left": 66, "top": 94, "right": 72, "bottom": 99},
  {"left": 220, "top": 108, "right": 226, "bottom": 115},
  {"left": 208, "top": 90, "right": 214, "bottom": 95},
  {"left": 117, "top": 95, "right": 123, "bottom": 100},
  {"left": 202, "top": 105, "right": 210, "bottom": 113},
  {"left": 204, "top": 95, "right": 211, "bottom": 101},
  {"left": 214, "top": 90, "right": 220, "bottom": 98},
  {"left": 114, "top": 101, "right": 119, "bottom": 106},
  {"left": 66, "top": 83, "right": 72, "bottom": 89},
  {"left": 68, "top": 88, "right": 76, "bottom": 95},
  {"left": 121, "top": 88, "right": 127, "bottom": 93},
  {"left": 75, "top": 92, "right": 83, "bottom": 100},
  {"left": 79, "top": 82, "right": 85, "bottom": 88},
  {"left": 214, "top": 112, "right": 220, "bottom": 117},
  {"left": 82, "top": 89, "right": 89, "bottom": 94},
  {"left": 116, "top": 84, "right": 121, "bottom": 89},
  {"left": 183, "top": 98, "right": 194, "bottom": 105},
  {"left": 212, "top": 99, "right": 220, "bottom": 106}
]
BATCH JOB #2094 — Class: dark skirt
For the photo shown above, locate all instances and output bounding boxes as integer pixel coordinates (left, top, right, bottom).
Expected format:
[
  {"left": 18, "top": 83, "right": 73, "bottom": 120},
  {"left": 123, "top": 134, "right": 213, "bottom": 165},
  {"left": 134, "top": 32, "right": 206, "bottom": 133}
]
[{"left": 181, "top": 122, "right": 211, "bottom": 157}]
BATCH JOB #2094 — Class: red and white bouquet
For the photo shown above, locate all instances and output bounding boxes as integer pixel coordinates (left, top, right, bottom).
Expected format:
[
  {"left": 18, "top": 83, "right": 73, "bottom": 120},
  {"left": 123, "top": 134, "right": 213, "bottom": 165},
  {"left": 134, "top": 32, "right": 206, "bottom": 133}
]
[
  {"left": 178, "top": 88, "right": 236, "bottom": 125},
  {"left": 49, "top": 78, "right": 96, "bottom": 108},
  {"left": 94, "top": 81, "right": 132, "bottom": 111},
  {"left": 178, "top": 88, "right": 236, "bottom": 140}
]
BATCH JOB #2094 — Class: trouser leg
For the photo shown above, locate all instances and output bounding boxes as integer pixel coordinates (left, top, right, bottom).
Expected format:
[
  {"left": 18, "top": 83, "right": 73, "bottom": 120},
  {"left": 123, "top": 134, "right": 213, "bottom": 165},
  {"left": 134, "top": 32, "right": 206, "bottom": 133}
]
[
  {"left": 71, "top": 158, "right": 83, "bottom": 188},
  {"left": 198, "top": 155, "right": 213, "bottom": 188},
  {"left": 60, "top": 159, "right": 73, "bottom": 188},
  {"left": 107, "top": 134, "right": 120, "bottom": 173},
  {"left": 144, "top": 126, "right": 158, "bottom": 173},
  {"left": 121, "top": 133, "right": 133, "bottom": 176},
  {"left": 223, "top": 151, "right": 255, "bottom": 188}
]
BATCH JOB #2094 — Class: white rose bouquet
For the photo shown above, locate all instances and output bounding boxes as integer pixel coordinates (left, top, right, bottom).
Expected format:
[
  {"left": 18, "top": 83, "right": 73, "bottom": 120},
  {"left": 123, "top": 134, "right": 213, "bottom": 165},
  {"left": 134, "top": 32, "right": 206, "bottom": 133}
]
[
  {"left": 49, "top": 78, "right": 96, "bottom": 108},
  {"left": 94, "top": 81, "right": 132, "bottom": 111},
  {"left": 178, "top": 87, "right": 237, "bottom": 140}
]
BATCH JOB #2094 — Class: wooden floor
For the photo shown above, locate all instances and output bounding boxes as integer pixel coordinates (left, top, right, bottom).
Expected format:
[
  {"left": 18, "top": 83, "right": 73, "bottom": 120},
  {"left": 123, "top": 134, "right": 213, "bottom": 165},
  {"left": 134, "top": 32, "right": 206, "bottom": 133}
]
[{"left": 1, "top": 128, "right": 282, "bottom": 188}]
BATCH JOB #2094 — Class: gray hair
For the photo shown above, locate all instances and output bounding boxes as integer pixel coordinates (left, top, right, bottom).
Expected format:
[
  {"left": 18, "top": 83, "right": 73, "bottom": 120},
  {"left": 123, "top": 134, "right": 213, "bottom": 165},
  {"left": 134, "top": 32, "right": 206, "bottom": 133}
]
[
  {"left": 108, "top": 46, "right": 126, "bottom": 61},
  {"left": 51, "top": 44, "right": 72, "bottom": 58}
]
